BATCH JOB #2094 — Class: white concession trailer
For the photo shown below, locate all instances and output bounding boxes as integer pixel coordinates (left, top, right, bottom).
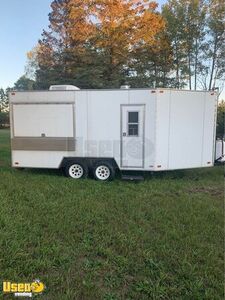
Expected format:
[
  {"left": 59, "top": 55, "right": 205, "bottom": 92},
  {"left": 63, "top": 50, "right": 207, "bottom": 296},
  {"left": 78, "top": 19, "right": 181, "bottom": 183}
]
[{"left": 9, "top": 87, "right": 218, "bottom": 181}]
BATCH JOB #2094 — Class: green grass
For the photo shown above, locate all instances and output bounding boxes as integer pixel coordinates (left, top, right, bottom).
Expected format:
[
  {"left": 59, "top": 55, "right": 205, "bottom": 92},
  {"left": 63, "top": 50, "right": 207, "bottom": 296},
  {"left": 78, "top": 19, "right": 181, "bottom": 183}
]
[{"left": 0, "top": 129, "right": 224, "bottom": 299}]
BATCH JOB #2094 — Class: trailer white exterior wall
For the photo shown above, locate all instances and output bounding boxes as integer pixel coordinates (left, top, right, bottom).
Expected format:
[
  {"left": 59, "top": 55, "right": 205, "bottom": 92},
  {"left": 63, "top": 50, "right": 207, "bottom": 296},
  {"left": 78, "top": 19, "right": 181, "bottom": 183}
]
[{"left": 9, "top": 89, "right": 217, "bottom": 173}]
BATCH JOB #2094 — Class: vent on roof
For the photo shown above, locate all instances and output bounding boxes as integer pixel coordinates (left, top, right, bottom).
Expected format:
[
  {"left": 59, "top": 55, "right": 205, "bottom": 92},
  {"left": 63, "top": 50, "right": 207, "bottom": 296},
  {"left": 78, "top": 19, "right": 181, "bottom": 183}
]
[
  {"left": 49, "top": 85, "right": 80, "bottom": 91},
  {"left": 120, "top": 85, "right": 131, "bottom": 90}
]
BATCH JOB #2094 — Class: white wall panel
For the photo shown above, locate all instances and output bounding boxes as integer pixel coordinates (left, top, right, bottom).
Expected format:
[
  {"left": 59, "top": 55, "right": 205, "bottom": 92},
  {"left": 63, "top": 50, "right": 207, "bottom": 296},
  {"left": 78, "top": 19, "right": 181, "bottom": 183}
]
[{"left": 168, "top": 91, "right": 205, "bottom": 169}]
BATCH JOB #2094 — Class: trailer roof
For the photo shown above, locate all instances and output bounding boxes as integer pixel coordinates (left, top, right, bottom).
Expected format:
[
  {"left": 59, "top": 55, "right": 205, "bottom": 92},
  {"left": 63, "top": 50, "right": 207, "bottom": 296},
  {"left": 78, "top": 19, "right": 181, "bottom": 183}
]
[{"left": 10, "top": 88, "right": 215, "bottom": 94}]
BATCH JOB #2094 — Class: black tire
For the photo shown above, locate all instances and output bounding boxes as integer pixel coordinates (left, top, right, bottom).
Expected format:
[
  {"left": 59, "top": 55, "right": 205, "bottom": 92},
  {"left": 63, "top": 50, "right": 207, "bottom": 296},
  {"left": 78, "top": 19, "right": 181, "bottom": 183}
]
[
  {"left": 64, "top": 161, "right": 88, "bottom": 179},
  {"left": 93, "top": 161, "right": 115, "bottom": 181}
]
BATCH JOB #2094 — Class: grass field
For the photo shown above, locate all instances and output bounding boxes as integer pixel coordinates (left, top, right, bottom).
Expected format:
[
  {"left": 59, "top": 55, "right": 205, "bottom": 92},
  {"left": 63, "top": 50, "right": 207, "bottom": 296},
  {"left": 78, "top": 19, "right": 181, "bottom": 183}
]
[{"left": 0, "top": 129, "right": 224, "bottom": 299}]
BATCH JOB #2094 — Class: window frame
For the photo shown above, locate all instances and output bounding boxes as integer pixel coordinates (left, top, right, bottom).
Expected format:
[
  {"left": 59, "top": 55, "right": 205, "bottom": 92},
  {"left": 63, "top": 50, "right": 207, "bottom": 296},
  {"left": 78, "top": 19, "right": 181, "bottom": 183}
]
[{"left": 127, "top": 111, "right": 140, "bottom": 137}]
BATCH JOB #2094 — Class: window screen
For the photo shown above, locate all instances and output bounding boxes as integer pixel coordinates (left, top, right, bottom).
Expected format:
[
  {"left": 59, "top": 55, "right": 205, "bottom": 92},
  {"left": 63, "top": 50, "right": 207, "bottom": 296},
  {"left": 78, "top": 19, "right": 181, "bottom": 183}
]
[{"left": 128, "top": 111, "right": 139, "bottom": 136}]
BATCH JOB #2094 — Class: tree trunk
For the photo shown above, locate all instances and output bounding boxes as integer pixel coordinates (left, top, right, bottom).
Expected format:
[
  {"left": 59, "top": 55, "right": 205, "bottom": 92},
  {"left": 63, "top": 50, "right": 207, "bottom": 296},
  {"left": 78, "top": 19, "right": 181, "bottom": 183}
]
[
  {"left": 154, "top": 63, "right": 158, "bottom": 88},
  {"left": 209, "top": 34, "right": 218, "bottom": 90},
  {"left": 194, "top": 38, "right": 198, "bottom": 90},
  {"left": 175, "top": 40, "right": 180, "bottom": 88},
  {"left": 188, "top": 50, "right": 192, "bottom": 90}
]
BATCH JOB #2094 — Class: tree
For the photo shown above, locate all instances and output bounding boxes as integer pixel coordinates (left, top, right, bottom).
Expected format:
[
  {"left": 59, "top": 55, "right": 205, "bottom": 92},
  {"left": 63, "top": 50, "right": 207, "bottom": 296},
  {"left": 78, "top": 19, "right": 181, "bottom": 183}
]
[
  {"left": 0, "top": 88, "right": 10, "bottom": 128},
  {"left": 0, "top": 112, "right": 9, "bottom": 128},
  {"left": 217, "top": 100, "right": 225, "bottom": 138},
  {"left": 28, "top": 0, "right": 166, "bottom": 89},
  {"left": 14, "top": 75, "right": 36, "bottom": 91},
  {"left": 130, "top": 31, "right": 174, "bottom": 88},
  {"left": 162, "top": 0, "right": 188, "bottom": 88},
  {"left": 0, "top": 88, "right": 9, "bottom": 112},
  {"left": 207, "top": 0, "right": 225, "bottom": 91},
  {"left": 162, "top": 0, "right": 225, "bottom": 92},
  {"left": 162, "top": 0, "right": 208, "bottom": 89}
]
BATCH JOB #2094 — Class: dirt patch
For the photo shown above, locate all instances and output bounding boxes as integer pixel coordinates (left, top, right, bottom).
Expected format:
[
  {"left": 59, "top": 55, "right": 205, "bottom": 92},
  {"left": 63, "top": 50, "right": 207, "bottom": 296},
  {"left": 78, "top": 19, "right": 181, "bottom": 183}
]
[{"left": 187, "top": 187, "right": 223, "bottom": 197}]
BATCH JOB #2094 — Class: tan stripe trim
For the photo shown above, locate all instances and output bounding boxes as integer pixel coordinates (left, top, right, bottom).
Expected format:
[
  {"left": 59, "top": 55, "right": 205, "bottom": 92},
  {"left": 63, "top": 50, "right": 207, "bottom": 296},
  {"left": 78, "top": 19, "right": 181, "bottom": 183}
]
[{"left": 11, "top": 137, "right": 75, "bottom": 151}]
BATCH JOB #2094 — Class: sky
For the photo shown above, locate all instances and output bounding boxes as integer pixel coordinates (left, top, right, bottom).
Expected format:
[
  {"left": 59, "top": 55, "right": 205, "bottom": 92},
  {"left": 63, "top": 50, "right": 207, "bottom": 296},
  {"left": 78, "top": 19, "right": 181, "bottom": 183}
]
[
  {"left": 0, "top": 0, "right": 52, "bottom": 88},
  {"left": 0, "top": 0, "right": 224, "bottom": 99}
]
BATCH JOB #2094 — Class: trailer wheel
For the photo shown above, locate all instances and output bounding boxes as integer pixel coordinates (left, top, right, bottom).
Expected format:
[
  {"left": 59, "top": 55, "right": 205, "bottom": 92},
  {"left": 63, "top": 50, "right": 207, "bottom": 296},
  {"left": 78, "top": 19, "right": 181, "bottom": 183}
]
[
  {"left": 93, "top": 162, "right": 115, "bottom": 181},
  {"left": 64, "top": 162, "right": 87, "bottom": 179}
]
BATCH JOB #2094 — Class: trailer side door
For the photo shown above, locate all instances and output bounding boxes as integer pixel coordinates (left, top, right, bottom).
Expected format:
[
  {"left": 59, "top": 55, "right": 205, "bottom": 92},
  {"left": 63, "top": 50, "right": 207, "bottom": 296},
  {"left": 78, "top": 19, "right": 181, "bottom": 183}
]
[{"left": 121, "top": 105, "right": 145, "bottom": 168}]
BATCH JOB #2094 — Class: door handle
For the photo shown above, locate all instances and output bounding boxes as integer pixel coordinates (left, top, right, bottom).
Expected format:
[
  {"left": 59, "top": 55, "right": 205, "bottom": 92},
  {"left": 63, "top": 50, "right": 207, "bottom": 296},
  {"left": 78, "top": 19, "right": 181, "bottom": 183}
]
[{"left": 123, "top": 132, "right": 126, "bottom": 137}]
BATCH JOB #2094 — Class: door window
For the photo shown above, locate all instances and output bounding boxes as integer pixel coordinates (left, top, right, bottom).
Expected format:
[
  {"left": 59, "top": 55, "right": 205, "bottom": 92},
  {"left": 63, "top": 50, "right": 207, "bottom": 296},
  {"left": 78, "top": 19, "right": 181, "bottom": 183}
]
[{"left": 128, "top": 111, "right": 139, "bottom": 136}]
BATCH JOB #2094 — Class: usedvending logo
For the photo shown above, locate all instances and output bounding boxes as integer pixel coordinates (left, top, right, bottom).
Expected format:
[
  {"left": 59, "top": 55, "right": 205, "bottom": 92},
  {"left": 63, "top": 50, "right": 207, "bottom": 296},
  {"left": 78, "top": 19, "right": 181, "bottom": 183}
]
[{"left": 3, "top": 279, "right": 45, "bottom": 298}]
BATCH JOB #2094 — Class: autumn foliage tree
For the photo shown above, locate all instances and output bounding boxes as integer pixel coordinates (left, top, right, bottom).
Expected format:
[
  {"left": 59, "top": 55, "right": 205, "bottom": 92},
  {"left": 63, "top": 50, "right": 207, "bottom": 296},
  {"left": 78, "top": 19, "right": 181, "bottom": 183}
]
[{"left": 28, "top": 0, "right": 166, "bottom": 89}]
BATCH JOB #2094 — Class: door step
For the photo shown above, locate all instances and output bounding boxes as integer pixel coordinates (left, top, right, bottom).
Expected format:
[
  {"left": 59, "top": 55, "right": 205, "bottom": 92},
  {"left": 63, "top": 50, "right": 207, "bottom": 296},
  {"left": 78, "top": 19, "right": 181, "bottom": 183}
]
[{"left": 121, "top": 174, "right": 144, "bottom": 181}]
